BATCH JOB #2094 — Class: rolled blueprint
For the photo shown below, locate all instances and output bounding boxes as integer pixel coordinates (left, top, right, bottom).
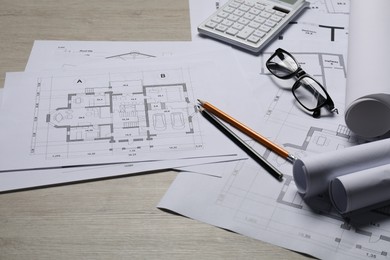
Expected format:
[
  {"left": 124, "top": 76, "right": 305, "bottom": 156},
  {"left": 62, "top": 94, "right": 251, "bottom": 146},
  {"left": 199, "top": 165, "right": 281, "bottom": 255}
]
[
  {"left": 345, "top": 0, "right": 390, "bottom": 138},
  {"left": 329, "top": 164, "right": 390, "bottom": 214},
  {"left": 293, "top": 138, "right": 390, "bottom": 198}
]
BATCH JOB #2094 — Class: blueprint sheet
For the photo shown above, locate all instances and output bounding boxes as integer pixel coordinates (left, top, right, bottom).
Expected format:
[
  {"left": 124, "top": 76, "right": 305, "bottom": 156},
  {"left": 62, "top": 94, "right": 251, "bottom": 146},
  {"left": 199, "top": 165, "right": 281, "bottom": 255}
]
[
  {"left": 0, "top": 42, "right": 246, "bottom": 191},
  {"left": 157, "top": 0, "right": 390, "bottom": 259},
  {"left": 25, "top": 41, "right": 224, "bottom": 72},
  {"left": 158, "top": 154, "right": 390, "bottom": 260},
  {"left": 157, "top": 42, "right": 390, "bottom": 260},
  {"left": 0, "top": 156, "right": 241, "bottom": 192},
  {"left": 0, "top": 50, "right": 252, "bottom": 171}
]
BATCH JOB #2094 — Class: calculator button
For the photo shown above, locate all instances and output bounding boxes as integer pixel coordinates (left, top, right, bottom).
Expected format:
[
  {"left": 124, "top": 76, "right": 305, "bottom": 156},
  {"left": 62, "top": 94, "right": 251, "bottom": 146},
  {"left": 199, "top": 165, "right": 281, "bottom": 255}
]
[
  {"left": 217, "top": 11, "right": 230, "bottom": 18},
  {"left": 223, "top": 6, "right": 236, "bottom": 13},
  {"left": 215, "top": 24, "right": 228, "bottom": 32},
  {"left": 248, "top": 21, "right": 261, "bottom": 29},
  {"left": 253, "top": 30, "right": 266, "bottom": 38},
  {"left": 270, "top": 15, "right": 282, "bottom": 22},
  {"left": 239, "top": 5, "right": 250, "bottom": 12},
  {"left": 244, "top": 1, "right": 254, "bottom": 7},
  {"left": 221, "top": 19, "right": 234, "bottom": 27},
  {"left": 275, "top": 11, "right": 287, "bottom": 17},
  {"left": 229, "top": 2, "right": 240, "bottom": 8},
  {"left": 228, "top": 14, "right": 240, "bottom": 21},
  {"left": 243, "top": 13, "right": 256, "bottom": 20},
  {"left": 236, "top": 27, "right": 254, "bottom": 39},
  {"left": 211, "top": 16, "right": 224, "bottom": 23},
  {"left": 254, "top": 4, "right": 265, "bottom": 10},
  {"left": 238, "top": 17, "right": 250, "bottom": 25},
  {"left": 264, "top": 20, "right": 277, "bottom": 28},
  {"left": 265, "top": 8, "right": 275, "bottom": 14},
  {"left": 249, "top": 8, "right": 261, "bottom": 15},
  {"left": 254, "top": 16, "right": 266, "bottom": 24},
  {"left": 226, "top": 27, "right": 239, "bottom": 36},
  {"left": 205, "top": 21, "right": 218, "bottom": 29},
  {"left": 233, "top": 9, "right": 245, "bottom": 16},
  {"left": 247, "top": 35, "right": 261, "bottom": 43},
  {"left": 259, "top": 24, "right": 271, "bottom": 33},
  {"left": 260, "top": 11, "right": 271, "bottom": 18},
  {"left": 232, "top": 22, "right": 245, "bottom": 30}
]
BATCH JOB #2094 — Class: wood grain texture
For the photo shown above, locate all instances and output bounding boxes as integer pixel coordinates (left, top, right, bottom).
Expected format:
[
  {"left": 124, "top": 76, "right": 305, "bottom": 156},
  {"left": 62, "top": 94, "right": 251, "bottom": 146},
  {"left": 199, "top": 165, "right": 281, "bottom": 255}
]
[{"left": 0, "top": 1, "right": 309, "bottom": 259}]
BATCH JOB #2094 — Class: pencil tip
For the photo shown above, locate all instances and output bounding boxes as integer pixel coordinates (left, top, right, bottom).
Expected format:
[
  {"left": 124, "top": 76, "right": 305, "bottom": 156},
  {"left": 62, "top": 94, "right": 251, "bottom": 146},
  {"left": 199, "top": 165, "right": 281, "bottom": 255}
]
[{"left": 197, "top": 99, "right": 205, "bottom": 105}]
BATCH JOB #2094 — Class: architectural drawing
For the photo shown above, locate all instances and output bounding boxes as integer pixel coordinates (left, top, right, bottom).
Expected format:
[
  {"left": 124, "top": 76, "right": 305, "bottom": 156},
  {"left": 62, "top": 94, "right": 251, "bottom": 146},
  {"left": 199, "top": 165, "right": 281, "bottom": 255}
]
[
  {"left": 273, "top": 0, "right": 350, "bottom": 42},
  {"left": 283, "top": 21, "right": 347, "bottom": 42},
  {"left": 30, "top": 42, "right": 190, "bottom": 70},
  {"left": 105, "top": 51, "right": 156, "bottom": 60},
  {"left": 30, "top": 68, "right": 203, "bottom": 160},
  {"left": 215, "top": 149, "right": 390, "bottom": 259},
  {"left": 308, "top": 0, "right": 350, "bottom": 14},
  {"left": 211, "top": 50, "right": 390, "bottom": 259}
]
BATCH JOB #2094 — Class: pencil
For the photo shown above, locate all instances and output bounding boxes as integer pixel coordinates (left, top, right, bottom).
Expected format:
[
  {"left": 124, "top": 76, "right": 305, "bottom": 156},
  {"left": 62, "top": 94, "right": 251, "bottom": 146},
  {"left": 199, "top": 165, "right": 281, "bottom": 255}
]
[
  {"left": 198, "top": 99, "right": 296, "bottom": 163},
  {"left": 198, "top": 106, "right": 283, "bottom": 181}
]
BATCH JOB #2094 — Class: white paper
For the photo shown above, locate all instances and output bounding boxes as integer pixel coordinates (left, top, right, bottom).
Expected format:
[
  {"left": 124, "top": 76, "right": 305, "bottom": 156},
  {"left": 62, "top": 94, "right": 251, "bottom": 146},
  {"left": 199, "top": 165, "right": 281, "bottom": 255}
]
[
  {"left": 157, "top": 2, "right": 390, "bottom": 259},
  {"left": 0, "top": 155, "right": 237, "bottom": 192},
  {"left": 25, "top": 41, "right": 223, "bottom": 72},
  {"left": 0, "top": 57, "right": 246, "bottom": 171},
  {"left": 329, "top": 163, "right": 390, "bottom": 214},
  {"left": 0, "top": 41, "right": 253, "bottom": 191},
  {"left": 344, "top": 0, "right": 390, "bottom": 138},
  {"left": 158, "top": 156, "right": 390, "bottom": 260},
  {"left": 159, "top": 14, "right": 390, "bottom": 259},
  {"left": 293, "top": 138, "right": 390, "bottom": 198}
]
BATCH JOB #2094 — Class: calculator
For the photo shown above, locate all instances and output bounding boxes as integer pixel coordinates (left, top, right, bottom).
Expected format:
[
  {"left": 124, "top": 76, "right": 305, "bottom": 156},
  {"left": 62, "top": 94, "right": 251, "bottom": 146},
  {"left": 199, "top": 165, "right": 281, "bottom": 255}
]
[{"left": 198, "top": 0, "right": 309, "bottom": 53}]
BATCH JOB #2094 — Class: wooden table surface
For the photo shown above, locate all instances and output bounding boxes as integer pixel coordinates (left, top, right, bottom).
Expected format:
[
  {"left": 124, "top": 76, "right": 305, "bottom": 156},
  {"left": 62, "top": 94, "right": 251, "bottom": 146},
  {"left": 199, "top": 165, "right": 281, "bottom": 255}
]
[{"left": 0, "top": 1, "right": 309, "bottom": 259}]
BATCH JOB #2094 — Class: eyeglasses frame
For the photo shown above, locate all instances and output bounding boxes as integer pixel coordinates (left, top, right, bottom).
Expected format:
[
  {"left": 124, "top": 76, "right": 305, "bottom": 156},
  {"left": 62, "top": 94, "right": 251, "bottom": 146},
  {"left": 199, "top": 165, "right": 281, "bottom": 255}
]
[{"left": 266, "top": 48, "right": 338, "bottom": 118}]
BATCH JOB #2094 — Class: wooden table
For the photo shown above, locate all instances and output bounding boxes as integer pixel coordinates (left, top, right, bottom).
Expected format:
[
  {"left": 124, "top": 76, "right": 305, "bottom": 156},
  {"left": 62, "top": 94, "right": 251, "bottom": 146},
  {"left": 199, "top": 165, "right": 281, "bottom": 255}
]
[{"left": 0, "top": 1, "right": 309, "bottom": 259}]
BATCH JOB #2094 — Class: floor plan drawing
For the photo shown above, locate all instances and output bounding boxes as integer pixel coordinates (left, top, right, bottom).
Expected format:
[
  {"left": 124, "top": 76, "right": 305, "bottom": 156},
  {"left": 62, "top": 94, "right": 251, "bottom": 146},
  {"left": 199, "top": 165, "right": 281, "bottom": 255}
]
[
  {"left": 30, "top": 68, "right": 203, "bottom": 160},
  {"left": 274, "top": 1, "right": 350, "bottom": 43},
  {"left": 157, "top": 48, "right": 390, "bottom": 259},
  {"left": 308, "top": 0, "right": 350, "bottom": 14},
  {"left": 213, "top": 147, "right": 390, "bottom": 259},
  {"left": 281, "top": 21, "right": 347, "bottom": 42},
  {"left": 208, "top": 50, "right": 390, "bottom": 259}
]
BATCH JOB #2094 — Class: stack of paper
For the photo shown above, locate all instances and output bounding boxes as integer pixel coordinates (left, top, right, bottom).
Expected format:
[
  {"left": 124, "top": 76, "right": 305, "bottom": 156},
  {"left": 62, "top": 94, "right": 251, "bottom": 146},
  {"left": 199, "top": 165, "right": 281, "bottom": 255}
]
[
  {"left": 0, "top": 41, "right": 259, "bottom": 191},
  {"left": 2, "top": 0, "right": 390, "bottom": 260},
  {"left": 158, "top": 1, "right": 390, "bottom": 260}
]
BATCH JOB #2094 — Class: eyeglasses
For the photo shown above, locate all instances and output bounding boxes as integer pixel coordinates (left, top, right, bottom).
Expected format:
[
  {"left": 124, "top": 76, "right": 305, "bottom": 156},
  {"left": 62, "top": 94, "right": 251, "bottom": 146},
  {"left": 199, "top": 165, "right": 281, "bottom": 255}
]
[{"left": 266, "top": 48, "right": 338, "bottom": 118}]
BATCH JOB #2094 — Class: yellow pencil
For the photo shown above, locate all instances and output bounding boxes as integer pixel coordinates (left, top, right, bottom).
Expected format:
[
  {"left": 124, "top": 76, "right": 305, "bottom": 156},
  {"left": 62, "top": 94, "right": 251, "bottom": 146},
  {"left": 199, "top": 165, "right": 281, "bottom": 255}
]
[{"left": 198, "top": 99, "right": 296, "bottom": 163}]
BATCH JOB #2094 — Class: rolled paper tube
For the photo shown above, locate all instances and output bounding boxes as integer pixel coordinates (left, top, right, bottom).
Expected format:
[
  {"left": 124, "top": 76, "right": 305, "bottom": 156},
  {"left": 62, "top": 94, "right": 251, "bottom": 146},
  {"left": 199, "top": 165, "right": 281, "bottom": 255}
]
[
  {"left": 329, "top": 164, "right": 390, "bottom": 214},
  {"left": 345, "top": 1, "right": 390, "bottom": 138},
  {"left": 292, "top": 138, "right": 390, "bottom": 198}
]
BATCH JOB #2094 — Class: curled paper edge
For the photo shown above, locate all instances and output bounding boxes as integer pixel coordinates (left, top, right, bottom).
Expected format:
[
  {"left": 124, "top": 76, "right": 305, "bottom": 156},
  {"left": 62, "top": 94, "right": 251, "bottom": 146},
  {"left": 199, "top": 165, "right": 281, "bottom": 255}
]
[
  {"left": 345, "top": 95, "right": 390, "bottom": 138},
  {"left": 329, "top": 165, "right": 390, "bottom": 214}
]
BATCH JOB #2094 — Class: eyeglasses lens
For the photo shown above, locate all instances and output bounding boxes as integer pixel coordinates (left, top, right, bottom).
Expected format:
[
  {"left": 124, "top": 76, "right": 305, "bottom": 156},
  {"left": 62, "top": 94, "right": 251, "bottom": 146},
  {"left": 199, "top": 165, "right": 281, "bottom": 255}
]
[
  {"left": 293, "top": 77, "right": 327, "bottom": 110},
  {"left": 268, "top": 52, "right": 299, "bottom": 78}
]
